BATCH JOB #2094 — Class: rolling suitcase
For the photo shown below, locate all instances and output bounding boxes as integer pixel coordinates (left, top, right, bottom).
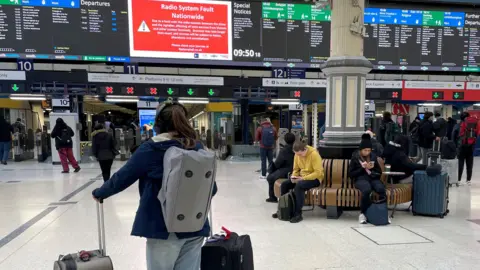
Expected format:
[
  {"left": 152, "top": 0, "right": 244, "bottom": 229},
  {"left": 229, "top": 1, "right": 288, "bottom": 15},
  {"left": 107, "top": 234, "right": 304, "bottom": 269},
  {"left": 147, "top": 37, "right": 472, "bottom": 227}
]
[
  {"left": 440, "top": 159, "right": 459, "bottom": 187},
  {"left": 201, "top": 208, "right": 254, "bottom": 269},
  {"left": 53, "top": 201, "right": 113, "bottom": 270},
  {"left": 412, "top": 171, "right": 449, "bottom": 218}
]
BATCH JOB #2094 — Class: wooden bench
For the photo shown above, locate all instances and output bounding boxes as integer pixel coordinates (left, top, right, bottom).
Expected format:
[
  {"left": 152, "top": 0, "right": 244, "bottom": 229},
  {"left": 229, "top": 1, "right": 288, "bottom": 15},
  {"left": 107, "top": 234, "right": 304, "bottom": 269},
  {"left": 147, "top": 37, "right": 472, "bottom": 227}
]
[{"left": 274, "top": 158, "right": 412, "bottom": 219}]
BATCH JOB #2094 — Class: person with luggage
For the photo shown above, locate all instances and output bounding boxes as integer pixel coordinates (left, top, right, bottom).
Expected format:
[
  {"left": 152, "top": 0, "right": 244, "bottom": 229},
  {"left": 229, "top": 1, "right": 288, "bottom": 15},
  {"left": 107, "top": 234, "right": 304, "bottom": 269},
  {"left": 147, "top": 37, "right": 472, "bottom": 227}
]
[
  {"left": 409, "top": 117, "right": 421, "bottom": 160},
  {"left": 382, "top": 135, "right": 427, "bottom": 184},
  {"left": 456, "top": 112, "right": 478, "bottom": 185},
  {"left": 272, "top": 140, "right": 323, "bottom": 223},
  {"left": 446, "top": 117, "right": 457, "bottom": 141},
  {"left": 379, "top": 111, "right": 400, "bottom": 147},
  {"left": 418, "top": 112, "right": 436, "bottom": 164},
  {"left": 433, "top": 112, "right": 448, "bottom": 140},
  {"left": 91, "top": 123, "right": 118, "bottom": 182},
  {"left": 256, "top": 117, "right": 278, "bottom": 180},
  {"left": 266, "top": 132, "right": 296, "bottom": 203},
  {"left": 349, "top": 134, "right": 386, "bottom": 224},
  {"left": 0, "top": 117, "right": 14, "bottom": 165},
  {"left": 92, "top": 100, "right": 218, "bottom": 270},
  {"left": 51, "top": 118, "right": 81, "bottom": 173}
]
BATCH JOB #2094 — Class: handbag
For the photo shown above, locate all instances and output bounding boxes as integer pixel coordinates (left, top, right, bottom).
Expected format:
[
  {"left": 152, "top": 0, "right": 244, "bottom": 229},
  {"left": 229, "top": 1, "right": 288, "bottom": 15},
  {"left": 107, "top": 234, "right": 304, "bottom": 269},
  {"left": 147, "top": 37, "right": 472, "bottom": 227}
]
[{"left": 365, "top": 196, "right": 389, "bottom": 226}]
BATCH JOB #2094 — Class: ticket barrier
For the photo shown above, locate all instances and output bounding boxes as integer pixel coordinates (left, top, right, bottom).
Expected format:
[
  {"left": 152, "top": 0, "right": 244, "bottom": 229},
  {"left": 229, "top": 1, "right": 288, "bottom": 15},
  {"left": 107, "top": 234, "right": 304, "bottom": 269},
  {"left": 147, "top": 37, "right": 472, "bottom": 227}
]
[
  {"left": 291, "top": 128, "right": 303, "bottom": 141},
  {"left": 13, "top": 131, "right": 35, "bottom": 162},
  {"left": 276, "top": 128, "right": 290, "bottom": 157},
  {"left": 35, "top": 130, "right": 52, "bottom": 162},
  {"left": 218, "top": 133, "right": 229, "bottom": 160}
]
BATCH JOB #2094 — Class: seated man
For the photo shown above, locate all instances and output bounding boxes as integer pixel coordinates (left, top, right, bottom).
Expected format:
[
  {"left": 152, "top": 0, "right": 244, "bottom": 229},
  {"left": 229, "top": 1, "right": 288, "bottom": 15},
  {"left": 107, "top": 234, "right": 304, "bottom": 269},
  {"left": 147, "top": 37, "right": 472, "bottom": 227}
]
[
  {"left": 382, "top": 134, "right": 427, "bottom": 184},
  {"left": 349, "top": 134, "right": 386, "bottom": 224},
  {"left": 266, "top": 132, "right": 296, "bottom": 203},
  {"left": 273, "top": 140, "right": 324, "bottom": 223}
]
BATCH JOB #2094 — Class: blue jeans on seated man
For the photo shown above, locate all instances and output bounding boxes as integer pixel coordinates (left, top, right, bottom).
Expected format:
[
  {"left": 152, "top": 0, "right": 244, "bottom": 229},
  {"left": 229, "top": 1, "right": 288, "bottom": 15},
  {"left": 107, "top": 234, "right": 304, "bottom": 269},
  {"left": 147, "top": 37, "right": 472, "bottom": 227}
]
[
  {"left": 260, "top": 148, "right": 274, "bottom": 177},
  {"left": 354, "top": 175, "right": 386, "bottom": 214},
  {"left": 280, "top": 179, "right": 321, "bottom": 216},
  {"left": 146, "top": 234, "right": 204, "bottom": 270},
  {"left": 0, "top": 141, "right": 11, "bottom": 163}
]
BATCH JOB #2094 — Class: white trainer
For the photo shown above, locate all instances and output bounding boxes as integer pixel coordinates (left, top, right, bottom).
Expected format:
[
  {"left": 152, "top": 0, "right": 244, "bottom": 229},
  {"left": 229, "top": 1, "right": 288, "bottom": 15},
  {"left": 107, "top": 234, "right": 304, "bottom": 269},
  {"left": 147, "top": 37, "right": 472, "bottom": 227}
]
[
  {"left": 259, "top": 176, "right": 267, "bottom": 180},
  {"left": 359, "top": 214, "right": 367, "bottom": 224}
]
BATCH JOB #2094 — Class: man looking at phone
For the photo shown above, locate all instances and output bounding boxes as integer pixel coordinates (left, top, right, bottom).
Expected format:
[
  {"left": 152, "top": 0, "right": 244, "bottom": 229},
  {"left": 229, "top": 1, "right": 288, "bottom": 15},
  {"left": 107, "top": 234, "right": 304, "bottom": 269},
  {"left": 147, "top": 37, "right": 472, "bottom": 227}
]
[
  {"left": 274, "top": 140, "right": 324, "bottom": 223},
  {"left": 349, "top": 134, "right": 385, "bottom": 224}
]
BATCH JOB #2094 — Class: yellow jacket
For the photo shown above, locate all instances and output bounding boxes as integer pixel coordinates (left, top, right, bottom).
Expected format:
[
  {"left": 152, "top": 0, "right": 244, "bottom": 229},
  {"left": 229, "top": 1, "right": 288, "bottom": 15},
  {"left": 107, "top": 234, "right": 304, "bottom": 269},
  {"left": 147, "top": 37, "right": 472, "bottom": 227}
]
[{"left": 292, "top": 146, "right": 324, "bottom": 181}]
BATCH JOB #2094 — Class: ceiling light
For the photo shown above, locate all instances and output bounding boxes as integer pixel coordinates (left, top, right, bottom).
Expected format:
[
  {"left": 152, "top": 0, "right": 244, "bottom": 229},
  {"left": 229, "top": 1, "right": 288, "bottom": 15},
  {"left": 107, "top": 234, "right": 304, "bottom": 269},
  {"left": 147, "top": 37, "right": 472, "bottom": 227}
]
[
  {"left": 179, "top": 98, "right": 209, "bottom": 104},
  {"left": 417, "top": 103, "right": 442, "bottom": 106},
  {"left": 271, "top": 99, "right": 300, "bottom": 105},
  {"left": 106, "top": 98, "right": 139, "bottom": 103},
  {"left": 190, "top": 111, "right": 205, "bottom": 120},
  {"left": 10, "top": 94, "right": 46, "bottom": 101}
]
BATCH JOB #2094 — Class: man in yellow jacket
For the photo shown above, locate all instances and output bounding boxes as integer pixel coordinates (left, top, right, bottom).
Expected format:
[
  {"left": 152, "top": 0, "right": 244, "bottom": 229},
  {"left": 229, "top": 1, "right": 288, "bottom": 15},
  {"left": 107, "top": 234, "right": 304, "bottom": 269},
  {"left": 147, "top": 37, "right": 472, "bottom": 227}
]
[{"left": 274, "top": 140, "right": 324, "bottom": 223}]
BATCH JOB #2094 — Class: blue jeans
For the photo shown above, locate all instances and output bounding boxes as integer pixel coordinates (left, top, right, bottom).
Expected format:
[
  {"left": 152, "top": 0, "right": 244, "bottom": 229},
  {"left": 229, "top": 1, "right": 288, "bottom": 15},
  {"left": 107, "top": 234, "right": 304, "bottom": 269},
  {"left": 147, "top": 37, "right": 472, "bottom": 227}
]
[
  {"left": 260, "top": 148, "right": 273, "bottom": 177},
  {"left": 0, "top": 141, "right": 10, "bottom": 162},
  {"left": 146, "top": 234, "right": 204, "bottom": 270}
]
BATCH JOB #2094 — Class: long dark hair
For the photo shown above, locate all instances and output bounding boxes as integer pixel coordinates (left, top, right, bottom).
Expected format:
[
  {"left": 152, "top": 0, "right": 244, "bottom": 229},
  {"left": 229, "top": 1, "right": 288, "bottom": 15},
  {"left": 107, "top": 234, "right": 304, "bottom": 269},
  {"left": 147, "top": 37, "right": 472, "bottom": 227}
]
[{"left": 155, "top": 103, "right": 196, "bottom": 148}]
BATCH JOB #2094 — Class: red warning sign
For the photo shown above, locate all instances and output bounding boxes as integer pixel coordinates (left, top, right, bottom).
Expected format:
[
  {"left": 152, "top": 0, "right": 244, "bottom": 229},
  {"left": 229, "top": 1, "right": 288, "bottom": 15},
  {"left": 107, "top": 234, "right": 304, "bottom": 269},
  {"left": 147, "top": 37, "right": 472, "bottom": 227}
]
[{"left": 130, "top": 0, "right": 232, "bottom": 60}]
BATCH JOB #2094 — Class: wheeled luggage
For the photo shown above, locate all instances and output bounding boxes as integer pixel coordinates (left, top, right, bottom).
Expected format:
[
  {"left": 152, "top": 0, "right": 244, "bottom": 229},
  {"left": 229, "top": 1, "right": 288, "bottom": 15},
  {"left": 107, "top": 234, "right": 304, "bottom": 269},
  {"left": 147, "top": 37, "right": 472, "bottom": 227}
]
[
  {"left": 54, "top": 201, "right": 113, "bottom": 270},
  {"left": 440, "top": 159, "right": 459, "bottom": 187},
  {"left": 412, "top": 171, "right": 449, "bottom": 218}
]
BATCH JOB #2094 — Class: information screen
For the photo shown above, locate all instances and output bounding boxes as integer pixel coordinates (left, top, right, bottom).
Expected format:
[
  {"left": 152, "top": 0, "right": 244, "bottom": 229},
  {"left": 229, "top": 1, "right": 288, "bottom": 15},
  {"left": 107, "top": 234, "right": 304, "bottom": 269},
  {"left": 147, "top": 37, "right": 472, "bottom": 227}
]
[{"left": 0, "top": 0, "right": 129, "bottom": 61}]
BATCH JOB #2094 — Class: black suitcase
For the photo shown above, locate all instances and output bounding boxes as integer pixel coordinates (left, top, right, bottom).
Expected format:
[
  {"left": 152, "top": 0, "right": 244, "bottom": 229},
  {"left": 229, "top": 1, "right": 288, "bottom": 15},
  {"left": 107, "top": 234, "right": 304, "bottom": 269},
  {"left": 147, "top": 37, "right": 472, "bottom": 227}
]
[{"left": 201, "top": 229, "right": 254, "bottom": 270}]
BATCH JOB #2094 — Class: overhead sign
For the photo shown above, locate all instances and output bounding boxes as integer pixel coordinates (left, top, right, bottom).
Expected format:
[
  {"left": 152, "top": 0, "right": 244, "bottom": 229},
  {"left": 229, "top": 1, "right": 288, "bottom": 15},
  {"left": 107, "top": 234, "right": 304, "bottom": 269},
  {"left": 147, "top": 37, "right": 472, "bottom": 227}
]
[
  {"left": 138, "top": 100, "right": 159, "bottom": 108},
  {"left": 52, "top": 98, "right": 70, "bottom": 107},
  {"left": 262, "top": 78, "right": 326, "bottom": 88},
  {"left": 432, "top": 91, "right": 445, "bottom": 99},
  {"left": 0, "top": 71, "right": 26, "bottom": 81},
  {"left": 466, "top": 82, "right": 480, "bottom": 90},
  {"left": 405, "top": 81, "right": 464, "bottom": 90},
  {"left": 289, "top": 104, "right": 303, "bottom": 111},
  {"left": 87, "top": 73, "right": 224, "bottom": 86},
  {"left": 366, "top": 80, "right": 402, "bottom": 89}
]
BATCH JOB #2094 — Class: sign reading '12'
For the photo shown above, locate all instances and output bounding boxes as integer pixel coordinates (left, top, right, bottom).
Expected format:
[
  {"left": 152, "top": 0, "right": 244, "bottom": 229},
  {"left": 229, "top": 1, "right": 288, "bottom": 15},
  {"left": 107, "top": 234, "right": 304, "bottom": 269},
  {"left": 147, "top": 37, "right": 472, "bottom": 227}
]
[{"left": 130, "top": 0, "right": 232, "bottom": 60}]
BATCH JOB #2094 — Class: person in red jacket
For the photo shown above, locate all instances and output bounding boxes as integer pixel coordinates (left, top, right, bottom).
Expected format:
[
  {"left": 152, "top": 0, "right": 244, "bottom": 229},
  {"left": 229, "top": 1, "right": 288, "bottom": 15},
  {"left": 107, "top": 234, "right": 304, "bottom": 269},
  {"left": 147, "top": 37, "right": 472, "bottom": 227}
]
[{"left": 256, "top": 118, "right": 278, "bottom": 179}]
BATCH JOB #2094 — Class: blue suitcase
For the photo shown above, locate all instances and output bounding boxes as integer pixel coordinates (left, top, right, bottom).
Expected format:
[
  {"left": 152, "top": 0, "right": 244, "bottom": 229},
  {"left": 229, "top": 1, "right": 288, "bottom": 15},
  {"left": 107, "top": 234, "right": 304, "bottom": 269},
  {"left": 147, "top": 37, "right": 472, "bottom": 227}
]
[{"left": 412, "top": 171, "right": 449, "bottom": 218}]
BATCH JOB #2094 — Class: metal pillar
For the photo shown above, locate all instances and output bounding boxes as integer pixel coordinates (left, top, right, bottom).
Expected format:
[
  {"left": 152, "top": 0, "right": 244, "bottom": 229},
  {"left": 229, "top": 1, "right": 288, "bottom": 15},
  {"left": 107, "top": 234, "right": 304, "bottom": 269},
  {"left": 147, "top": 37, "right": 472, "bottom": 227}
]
[{"left": 313, "top": 102, "right": 318, "bottom": 149}]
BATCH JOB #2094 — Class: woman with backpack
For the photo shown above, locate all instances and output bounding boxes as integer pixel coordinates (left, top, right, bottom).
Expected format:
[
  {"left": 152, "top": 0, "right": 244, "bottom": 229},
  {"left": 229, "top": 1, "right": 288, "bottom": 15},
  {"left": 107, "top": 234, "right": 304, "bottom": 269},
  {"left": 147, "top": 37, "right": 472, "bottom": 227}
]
[
  {"left": 455, "top": 112, "right": 478, "bottom": 185},
  {"left": 51, "top": 118, "right": 80, "bottom": 173},
  {"left": 91, "top": 123, "right": 117, "bottom": 182},
  {"left": 92, "top": 100, "right": 218, "bottom": 270}
]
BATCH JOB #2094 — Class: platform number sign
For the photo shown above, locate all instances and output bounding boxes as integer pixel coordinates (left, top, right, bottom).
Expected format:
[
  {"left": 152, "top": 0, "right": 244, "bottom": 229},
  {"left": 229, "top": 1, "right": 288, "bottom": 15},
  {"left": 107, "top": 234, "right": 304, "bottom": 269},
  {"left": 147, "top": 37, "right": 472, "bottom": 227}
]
[
  {"left": 124, "top": 63, "right": 138, "bottom": 74},
  {"left": 52, "top": 99, "right": 70, "bottom": 108},
  {"left": 272, "top": 68, "right": 286, "bottom": 78},
  {"left": 17, "top": 59, "right": 34, "bottom": 71}
]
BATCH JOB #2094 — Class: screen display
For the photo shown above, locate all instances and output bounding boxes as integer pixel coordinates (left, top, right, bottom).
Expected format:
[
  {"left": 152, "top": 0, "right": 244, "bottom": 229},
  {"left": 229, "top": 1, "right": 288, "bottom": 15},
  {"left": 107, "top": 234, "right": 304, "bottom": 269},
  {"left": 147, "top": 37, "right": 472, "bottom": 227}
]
[
  {"left": 1, "top": 1, "right": 479, "bottom": 72},
  {"left": 139, "top": 109, "right": 156, "bottom": 135}
]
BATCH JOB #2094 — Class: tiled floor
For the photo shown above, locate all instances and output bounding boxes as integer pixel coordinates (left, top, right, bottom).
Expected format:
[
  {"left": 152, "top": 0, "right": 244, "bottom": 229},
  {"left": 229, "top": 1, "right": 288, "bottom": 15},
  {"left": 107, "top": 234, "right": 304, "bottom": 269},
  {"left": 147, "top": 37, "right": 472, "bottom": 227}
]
[{"left": 1, "top": 159, "right": 480, "bottom": 269}]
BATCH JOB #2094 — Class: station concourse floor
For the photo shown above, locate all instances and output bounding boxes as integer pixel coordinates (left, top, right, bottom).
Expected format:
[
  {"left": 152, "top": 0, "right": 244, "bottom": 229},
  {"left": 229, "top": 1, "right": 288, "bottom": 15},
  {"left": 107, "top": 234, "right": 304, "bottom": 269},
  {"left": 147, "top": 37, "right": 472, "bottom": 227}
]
[{"left": 0, "top": 160, "right": 480, "bottom": 270}]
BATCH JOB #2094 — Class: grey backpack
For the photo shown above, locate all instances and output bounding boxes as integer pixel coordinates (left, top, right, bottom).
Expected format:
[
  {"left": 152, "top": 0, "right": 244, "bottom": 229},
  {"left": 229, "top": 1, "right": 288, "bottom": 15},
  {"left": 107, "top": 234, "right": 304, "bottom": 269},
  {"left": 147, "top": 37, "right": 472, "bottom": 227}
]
[{"left": 158, "top": 146, "right": 216, "bottom": 233}]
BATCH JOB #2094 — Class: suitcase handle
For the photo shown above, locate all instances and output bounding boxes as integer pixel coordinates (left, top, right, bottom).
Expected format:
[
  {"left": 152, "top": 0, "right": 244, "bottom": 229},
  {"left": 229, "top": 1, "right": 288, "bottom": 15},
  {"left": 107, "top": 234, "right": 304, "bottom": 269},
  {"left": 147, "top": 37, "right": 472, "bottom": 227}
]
[{"left": 96, "top": 201, "right": 107, "bottom": 256}]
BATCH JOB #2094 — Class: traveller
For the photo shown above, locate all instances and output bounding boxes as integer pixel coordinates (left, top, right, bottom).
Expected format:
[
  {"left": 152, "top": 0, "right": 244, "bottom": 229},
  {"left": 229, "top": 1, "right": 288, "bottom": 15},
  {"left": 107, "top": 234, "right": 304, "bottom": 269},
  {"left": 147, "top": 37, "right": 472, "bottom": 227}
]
[
  {"left": 349, "top": 134, "right": 386, "bottom": 224},
  {"left": 92, "top": 100, "right": 218, "bottom": 270},
  {"left": 0, "top": 118, "right": 14, "bottom": 165},
  {"left": 433, "top": 112, "right": 448, "bottom": 139},
  {"left": 379, "top": 111, "right": 400, "bottom": 147},
  {"left": 456, "top": 112, "right": 478, "bottom": 185},
  {"left": 409, "top": 117, "right": 421, "bottom": 160},
  {"left": 256, "top": 117, "right": 278, "bottom": 179},
  {"left": 273, "top": 140, "right": 323, "bottom": 223},
  {"left": 418, "top": 112, "right": 436, "bottom": 164},
  {"left": 51, "top": 118, "right": 80, "bottom": 173},
  {"left": 365, "top": 130, "right": 383, "bottom": 156},
  {"left": 446, "top": 117, "right": 456, "bottom": 140},
  {"left": 91, "top": 124, "right": 117, "bottom": 182},
  {"left": 266, "top": 132, "right": 296, "bottom": 203},
  {"left": 382, "top": 135, "right": 427, "bottom": 184}
]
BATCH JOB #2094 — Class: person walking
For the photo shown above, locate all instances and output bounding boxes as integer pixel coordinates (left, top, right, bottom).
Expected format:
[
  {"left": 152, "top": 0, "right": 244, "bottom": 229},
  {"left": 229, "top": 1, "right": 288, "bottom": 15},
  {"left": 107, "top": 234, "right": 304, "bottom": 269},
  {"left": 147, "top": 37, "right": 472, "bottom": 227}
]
[
  {"left": 92, "top": 124, "right": 117, "bottom": 181},
  {"left": 92, "top": 100, "right": 218, "bottom": 270},
  {"left": 256, "top": 117, "right": 278, "bottom": 179},
  {"left": 418, "top": 112, "right": 436, "bottom": 164},
  {"left": 409, "top": 116, "right": 421, "bottom": 160},
  {"left": 51, "top": 118, "right": 81, "bottom": 173},
  {"left": 379, "top": 112, "right": 400, "bottom": 147},
  {"left": 0, "top": 118, "right": 14, "bottom": 165}
]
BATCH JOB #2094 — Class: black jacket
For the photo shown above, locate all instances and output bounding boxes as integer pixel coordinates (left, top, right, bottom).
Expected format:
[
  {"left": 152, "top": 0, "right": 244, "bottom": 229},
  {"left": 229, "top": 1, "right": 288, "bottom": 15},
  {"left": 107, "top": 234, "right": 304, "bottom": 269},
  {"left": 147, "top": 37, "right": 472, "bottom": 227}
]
[
  {"left": 418, "top": 120, "right": 435, "bottom": 149},
  {"left": 0, "top": 119, "right": 13, "bottom": 142},
  {"left": 348, "top": 151, "right": 382, "bottom": 181},
  {"left": 270, "top": 144, "right": 294, "bottom": 174},
  {"left": 446, "top": 119, "right": 456, "bottom": 140},
  {"left": 383, "top": 142, "right": 427, "bottom": 183},
  {"left": 51, "top": 119, "right": 74, "bottom": 149},
  {"left": 92, "top": 129, "right": 117, "bottom": 161},
  {"left": 433, "top": 117, "right": 448, "bottom": 138},
  {"left": 379, "top": 119, "right": 393, "bottom": 146}
]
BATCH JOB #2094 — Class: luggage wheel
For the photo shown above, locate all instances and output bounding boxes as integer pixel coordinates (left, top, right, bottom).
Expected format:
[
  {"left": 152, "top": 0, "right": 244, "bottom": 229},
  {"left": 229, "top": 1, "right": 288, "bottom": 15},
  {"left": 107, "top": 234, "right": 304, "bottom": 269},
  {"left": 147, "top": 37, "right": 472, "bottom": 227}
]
[
  {"left": 446, "top": 209, "right": 450, "bottom": 214},
  {"left": 456, "top": 183, "right": 460, "bottom": 187},
  {"left": 439, "top": 214, "right": 445, "bottom": 218},
  {"left": 412, "top": 212, "right": 417, "bottom": 216}
]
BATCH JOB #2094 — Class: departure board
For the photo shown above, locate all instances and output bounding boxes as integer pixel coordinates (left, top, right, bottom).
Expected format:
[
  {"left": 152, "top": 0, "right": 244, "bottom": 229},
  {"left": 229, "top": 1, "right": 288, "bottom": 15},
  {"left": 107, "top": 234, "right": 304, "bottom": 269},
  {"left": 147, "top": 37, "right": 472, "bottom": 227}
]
[
  {"left": 0, "top": 0, "right": 129, "bottom": 61},
  {"left": 364, "top": 8, "right": 480, "bottom": 71}
]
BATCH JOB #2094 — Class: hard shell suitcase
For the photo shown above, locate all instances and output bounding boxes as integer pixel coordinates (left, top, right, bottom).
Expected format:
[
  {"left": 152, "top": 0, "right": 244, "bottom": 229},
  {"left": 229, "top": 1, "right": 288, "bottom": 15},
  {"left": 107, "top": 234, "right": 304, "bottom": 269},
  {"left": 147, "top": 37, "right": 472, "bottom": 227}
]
[
  {"left": 53, "top": 202, "right": 113, "bottom": 270},
  {"left": 427, "top": 151, "right": 441, "bottom": 166},
  {"left": 412, "top": 171, "right": 449, "bottom": 218},
  {"left": 440, "top": 159, "right": 459, "bottom": 187}
]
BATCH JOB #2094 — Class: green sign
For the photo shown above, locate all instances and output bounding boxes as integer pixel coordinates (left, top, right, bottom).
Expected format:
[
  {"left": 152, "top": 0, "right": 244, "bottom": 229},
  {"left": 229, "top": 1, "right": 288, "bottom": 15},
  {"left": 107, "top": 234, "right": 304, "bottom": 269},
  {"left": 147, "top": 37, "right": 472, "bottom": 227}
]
[
  {"left": 463, "top": 67, "right": 480, "bottom": 72},
  {"left": 208, "top": 89, "right": 215, "bottom": 96},
  {"left": 432, "top": 91, "right": 444, "bottom": 100},
  {"left": 423, "top": 11, "right": 444, "bottom": 27},
  {"left": 0, "top": 0, "right": 20, "bottom": 5},
  {"left": 311, "top": 7, "right": 331, "bottom": 21},
  {"left": 167, "top": 88, "right": 174, "bottom": 95},
  {"left": 83, "top": 55, "right": 107, "bottom": 61},
  {"left": 11, "top": 84, "right": 19, "bottom": 92},
  {"left": 453, "top": 92, "right": 464, "bottom": 100},
  {"left": 187, "top": 88, "right": 194, "bottom": 95},
  {"left": 262, "top": 3, "right": 287, "bottom": 20},
  {"left": 287, "top": 4, "right": 311, "bottom": 20}
]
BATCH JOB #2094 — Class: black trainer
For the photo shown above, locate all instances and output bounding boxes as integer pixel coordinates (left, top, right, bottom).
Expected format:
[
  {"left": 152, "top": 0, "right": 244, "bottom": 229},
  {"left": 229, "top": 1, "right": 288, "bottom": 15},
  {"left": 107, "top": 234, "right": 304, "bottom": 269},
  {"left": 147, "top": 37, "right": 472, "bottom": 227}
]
[
  {"left": 272, "top": 213, "right": 278, "bottom": 219},
  {"left": 61, "top": 171, "right": 69, "bottom": 174},
  {"left": 266, "top": 197, "right": 278, "bottom": 203},
  {"left": 290, "top": 215, "right": 303, "bottom": 223},
  {"left": 74, "top": 167, "right": 81, "bottom": 173}
]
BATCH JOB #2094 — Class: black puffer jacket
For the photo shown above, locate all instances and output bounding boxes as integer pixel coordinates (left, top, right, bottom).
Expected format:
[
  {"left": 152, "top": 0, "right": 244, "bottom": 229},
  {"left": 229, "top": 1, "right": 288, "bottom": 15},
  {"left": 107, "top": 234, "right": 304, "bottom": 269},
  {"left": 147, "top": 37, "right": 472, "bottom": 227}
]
[
  {"left": 348, "top": 151, "right": 382, "bottom": 181},
  {"left": 0, "top": 118, "right": 13, "bottom": 142},
  {"left": 383, "top": 141, "right": 427, "bottom": 183},
  {"left": 271, "top": 143, "right": 294, "bottom": 173},
  {"left": 433, "top": 117, "right": 448, "bottom": 138},
  {"left": 51, "top": 118, "right": 74, "bottom": 150},
  {"left": 418, "top": 120, "right": 435, "bottom": 149},
  {"left": 92, "top": 129, "right": 117, "bottom": 161}
]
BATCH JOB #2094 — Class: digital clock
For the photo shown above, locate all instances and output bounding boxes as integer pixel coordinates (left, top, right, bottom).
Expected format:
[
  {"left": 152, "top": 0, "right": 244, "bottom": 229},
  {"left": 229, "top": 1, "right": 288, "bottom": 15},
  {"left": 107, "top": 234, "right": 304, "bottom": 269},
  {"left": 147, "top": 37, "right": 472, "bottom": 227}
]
[{"left": 233, "top": 49, "right": 261, "bottom": 58}]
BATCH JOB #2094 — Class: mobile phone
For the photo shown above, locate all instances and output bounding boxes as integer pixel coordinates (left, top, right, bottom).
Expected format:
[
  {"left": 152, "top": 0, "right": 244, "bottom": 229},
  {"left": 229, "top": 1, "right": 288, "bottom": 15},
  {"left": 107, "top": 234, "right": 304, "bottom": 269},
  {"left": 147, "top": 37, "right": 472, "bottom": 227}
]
[{"left": 369, "top": 161, "right": 375, "bottom": 165}]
